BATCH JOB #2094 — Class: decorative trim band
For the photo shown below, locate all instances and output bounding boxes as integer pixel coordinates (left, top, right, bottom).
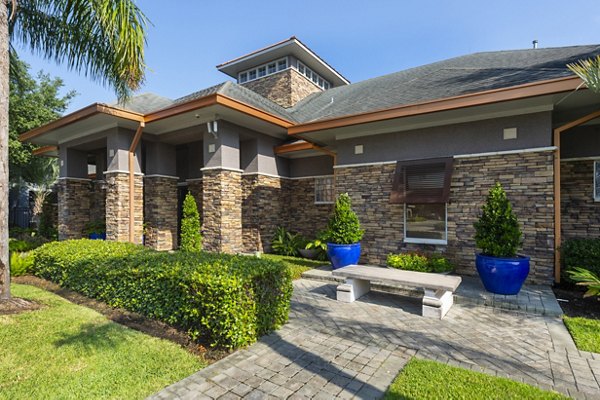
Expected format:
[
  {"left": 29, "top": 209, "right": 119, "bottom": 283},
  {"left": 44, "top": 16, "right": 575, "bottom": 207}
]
[
  {"left": 58, "top": 177, "right": 92, "bottom": 182},
  {"left": 104, "top": 170, "right": 144, "bottom": 176},
  {"left": 561, "top": 156, "right": 600, "bottom": 162},
  {"left": 185, "top": 177, "right": 203, "bottom": 182},
  {"left": 334, "top": 147, "right": 557, "bottom": 169},
  {"left": 241, "top": 171, "right": 285, "bottom": 179},
  {"left": 200, "top": 166, "right": 244, "bottom": 173},
  {"left": 144, "top": 174, "right": 179, "bottom": 179},
  {"left": 289, "top": 174, "right": 334, "bottom": 180}
]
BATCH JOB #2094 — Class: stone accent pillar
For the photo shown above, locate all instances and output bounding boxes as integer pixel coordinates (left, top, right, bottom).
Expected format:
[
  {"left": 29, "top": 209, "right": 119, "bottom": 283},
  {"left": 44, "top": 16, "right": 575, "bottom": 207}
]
[
  {"left": 144, "top": 176, "right": 178, "bottom": 250},
  {"left": 202, "top": 168, "right": 243, "bottom": 253},
  {"left": 105, "top": 171, "right": 143, "bottom": 244},
  {"left": 57, "top": 178, "right": 91, "bottom": 240},
  {"left": 186, "top": 178, "right": 203, "bottom": 222},
  {"left": 89, "top": 180, "right": 107, "bottom": 224}
]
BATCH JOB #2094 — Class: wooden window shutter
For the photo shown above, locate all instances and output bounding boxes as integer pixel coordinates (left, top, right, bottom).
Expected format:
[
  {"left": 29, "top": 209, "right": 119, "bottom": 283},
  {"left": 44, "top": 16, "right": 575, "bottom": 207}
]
[{"left": 390, "top": 157, "right": 454, "bottom": 204}]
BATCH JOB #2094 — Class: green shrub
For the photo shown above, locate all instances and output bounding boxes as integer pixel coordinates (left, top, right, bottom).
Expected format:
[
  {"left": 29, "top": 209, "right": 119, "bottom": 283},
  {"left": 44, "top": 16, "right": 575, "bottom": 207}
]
[
  {"left": 567, "top": 267, "right": 600, "bottom": 297},
  {"left": 325, "top": 193, "right": 364, "bottom": 244},
  {"left": 386, "top": 252, "right": 454, "bottom": 273},
  {"left": 84, "top": 219, "right": 106, "bottom": 236},
  {"left": 9, "top": 237, "right": 45, "bottom": 252},
  {"left": 180, "top": 192, "right": 202, "bottom": 252},
  {"left": 10, "top": 251, "right": 34, "bottom": 276},
  {"left": 32, "top": 240, "right": 292, "bottom": 349},
  {"left": 271, "top": 227, "right": 305, "bottom": 257},
  {"left": 473, "top": 182, "right": 522, "bottom": 257},
  {"left": 562, "top": 238, "right": 600, "bottom": 282}
]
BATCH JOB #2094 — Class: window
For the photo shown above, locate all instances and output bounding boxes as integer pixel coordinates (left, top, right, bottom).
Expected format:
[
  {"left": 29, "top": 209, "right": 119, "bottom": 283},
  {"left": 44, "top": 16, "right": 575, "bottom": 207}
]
[
  {"left": 390, "top": 158, "right": 454, "bottom": 244},
  {"left": 296, "top": 61, "right": 331, "bottom": 90},
  {"left": 237, "top": 57, "right": 288, "bottom": 84},
  {"left": 315, "top": 176, "right": 334, "bottom": 204},
  {"left": 278, "top": 59, "right": 287, "bottom": 71},
  {"left": 595, "top": 161, "right": 600, "bottom": 201}
]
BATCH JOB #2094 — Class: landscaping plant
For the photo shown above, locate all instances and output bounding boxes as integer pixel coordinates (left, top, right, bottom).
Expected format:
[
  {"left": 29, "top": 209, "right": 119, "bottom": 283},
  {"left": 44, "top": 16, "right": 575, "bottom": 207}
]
[
  {"left": 9, "top": 251, "right": 34, "bottom": 276},
  {"left": 325, "top": 193, "right": 364, "bottom": 244},
  {"left": 473, "top": 182, "right": 522, "bottom": 257},
  {"left": 32, "top": 239, "right": 292, "bottom": 349},
  {"left": 305, "top": 232, "right": 328, "bottom": 261},
  {"left": 386, "top": 252, "right": 453, "bottom": 273},
  {"left": 567, "top": 267, "right": 600, "bottom": 297},
  {"left": 271, "top": 227, "right": 305, "bottom": 257},
  {"left": 180, "top": 192, "right": 202, "bottom": 252},
  {"left": 561, "top": 238, "right": 600, "bottom": 282}
]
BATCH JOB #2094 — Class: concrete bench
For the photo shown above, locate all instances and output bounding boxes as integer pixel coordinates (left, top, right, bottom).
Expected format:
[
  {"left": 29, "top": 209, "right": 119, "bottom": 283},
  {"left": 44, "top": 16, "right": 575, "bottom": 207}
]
[{"left": 332, "top": 265, "right": 462, "bottom": 319}]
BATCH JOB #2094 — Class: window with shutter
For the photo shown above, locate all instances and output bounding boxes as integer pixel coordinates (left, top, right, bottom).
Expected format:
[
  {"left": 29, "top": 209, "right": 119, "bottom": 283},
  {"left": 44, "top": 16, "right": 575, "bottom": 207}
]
[{"left": 390, "top": 158, "right": 453, "bottom": 244}]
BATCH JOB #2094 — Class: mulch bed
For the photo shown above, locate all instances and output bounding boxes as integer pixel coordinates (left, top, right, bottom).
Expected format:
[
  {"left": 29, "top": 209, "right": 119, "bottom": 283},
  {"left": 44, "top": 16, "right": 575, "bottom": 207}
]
[
  {"left": 553, "top": 284, "right": 600, "bottom": 319},
  {"left": 0, "top": 296, "right": 42, "bottom": 315},
  {"left": 13, "top": 276, "right": 230, "bottom": 362}
]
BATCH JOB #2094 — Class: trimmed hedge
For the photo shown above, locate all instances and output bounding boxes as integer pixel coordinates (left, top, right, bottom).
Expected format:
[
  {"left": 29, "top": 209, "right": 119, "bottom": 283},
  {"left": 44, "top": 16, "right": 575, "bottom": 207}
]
[
  {"left": 562, "top": 238, "right": 600, "bottom": 282},
  {"left": 386, "top": 252, "right": 454, "bottom": 273},
  {"left": 32, "top": 240, "right": 292, "bottom": 349}
]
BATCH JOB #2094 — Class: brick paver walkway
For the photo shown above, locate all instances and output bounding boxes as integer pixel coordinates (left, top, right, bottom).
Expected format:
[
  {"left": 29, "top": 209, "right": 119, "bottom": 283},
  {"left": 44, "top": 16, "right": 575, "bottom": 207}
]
[{"left": 149, "top": 279, "right": 600, "bottom": 399}]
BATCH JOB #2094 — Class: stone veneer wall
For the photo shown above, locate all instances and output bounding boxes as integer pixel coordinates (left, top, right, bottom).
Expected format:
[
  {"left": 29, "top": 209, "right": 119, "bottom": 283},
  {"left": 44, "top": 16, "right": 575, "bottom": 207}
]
[
  {"left": 57, "top": 178, "right": 91, "bottom": 240},
  {"left": 187, "top": 179, "right": 203, "bottom": 222},
  {"left": 335, "top": 150, "right": 555, "bottom": 284},
  {"left": 144, "top": 176, "right": 178, "bottom": 250},
  {"left": 202, "top": 169, "right": 243, "bottom": 253},
  {"left": 242, "top": 174, "right": 289, "bottom": 252},
  {"left": 241, "top": 69, "right": 321, "bottom": 108},
  {"left": 561, "top": 160, "right": 600, "bottom": 240},
  {"left": 287, "top": 178, "right": 333, "bottom": 238},
  {"left": 89, "top": 180, "right": 107, "bottom": 224},
  {"left": 105, "top": 172, "right": 143, "bottom": 244}
]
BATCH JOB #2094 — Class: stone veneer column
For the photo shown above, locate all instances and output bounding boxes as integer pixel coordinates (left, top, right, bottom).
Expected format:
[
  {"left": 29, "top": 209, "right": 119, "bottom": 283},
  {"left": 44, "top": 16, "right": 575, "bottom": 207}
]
[
  {"left": 144, "top": 176, "right": 178, "bottom": 250},
  {"left": 105, "top": 171, "right": 143, "bottom": 244},
  {"left": 186, "top": 178, "right": 203, "bottom": 222},
  {"left": 334, "top": 150, "right": 555, "bottom": 285},
  {"left": 202, "top": 169, "right": 243, "bottom": 253},
  {"left": 561, "top": 160, "right": 600, "bottom": 240},
  {"left": 57, "top": 178, "right": 91, "bottom": 240},
  {"left": 89, "top": 180, "right": 107, "bottom": 223},
  {"left": 242, "top": 174, "right": 290, "bottom": 252}
]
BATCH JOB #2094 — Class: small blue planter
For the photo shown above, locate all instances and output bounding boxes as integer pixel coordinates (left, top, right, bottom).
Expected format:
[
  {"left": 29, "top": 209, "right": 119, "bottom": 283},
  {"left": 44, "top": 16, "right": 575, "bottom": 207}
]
[
  {"left": 88, "top": 233, "right": 106, "bottom": 240},
  {"left": 327, "top": 242, "right": 361, "bottom": 270},
  {"left": 476, "top": 253, "right": 530, "bottom": 295}
]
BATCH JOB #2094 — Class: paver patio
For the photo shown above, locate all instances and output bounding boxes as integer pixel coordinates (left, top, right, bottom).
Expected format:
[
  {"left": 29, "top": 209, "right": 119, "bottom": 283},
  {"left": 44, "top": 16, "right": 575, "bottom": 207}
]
[{"left": 149, "top": 278, "right": 600, "bottom": 399}]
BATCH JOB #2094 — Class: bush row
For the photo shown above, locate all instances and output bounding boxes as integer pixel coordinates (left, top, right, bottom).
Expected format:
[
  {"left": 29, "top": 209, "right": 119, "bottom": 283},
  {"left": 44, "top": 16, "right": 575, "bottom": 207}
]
[
  {"left": 386, "top": 252, "right": 454, "bottom": 273},
  {"left": 32, "top": 240, "right": 292, "bottom": 349},
  {"left": 562, "top": 238, "right": 600, "bottom": 282}
]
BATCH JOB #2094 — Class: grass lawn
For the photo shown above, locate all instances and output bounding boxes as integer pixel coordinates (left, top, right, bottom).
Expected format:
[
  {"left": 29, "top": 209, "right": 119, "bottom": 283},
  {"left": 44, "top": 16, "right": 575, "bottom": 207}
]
[
  {"left": 260, "top": 254, "right": 327, "bottom": 280},
  {"left": 563, "top": 316, "right": 600, "bottom": 353},
  {"left": 384, "top": 358, "right": 567, "bottom": 400},
  {"left": 0, "top": 284, "right": 204, "bottom": 400}
]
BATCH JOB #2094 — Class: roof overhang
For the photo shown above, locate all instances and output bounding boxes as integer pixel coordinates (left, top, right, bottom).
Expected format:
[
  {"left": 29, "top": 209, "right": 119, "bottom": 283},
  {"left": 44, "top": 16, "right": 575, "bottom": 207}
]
[
  {"left": 217, "top": 37, "right": 349, "bottom": 87},
  {"left": 289, "top": 76, "right": 584, "bottom": 137},
  {"left": 21, "top": 93, "right": 294, "bottom": 146}
]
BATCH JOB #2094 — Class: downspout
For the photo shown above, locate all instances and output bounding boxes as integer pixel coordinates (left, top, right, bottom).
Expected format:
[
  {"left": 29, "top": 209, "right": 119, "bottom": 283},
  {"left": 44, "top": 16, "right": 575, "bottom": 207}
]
[
  {"left": 129, "top": 122, "right": 145, "bottom": 243},
  {"left": 553, "top": 109, "right": 600, "bottom": 283}
]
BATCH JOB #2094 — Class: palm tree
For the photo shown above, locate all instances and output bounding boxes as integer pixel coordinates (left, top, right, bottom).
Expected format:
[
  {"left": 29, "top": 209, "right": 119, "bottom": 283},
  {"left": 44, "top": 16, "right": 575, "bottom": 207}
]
[
  {"left": 17, "top": 156, "right": 59, "bottom": 231},
  {"left": 0, "top": 0, "right": 148, "bottom": 300},
  {"left": 567, "top": 56, "right": 600, "bottom": 94}
]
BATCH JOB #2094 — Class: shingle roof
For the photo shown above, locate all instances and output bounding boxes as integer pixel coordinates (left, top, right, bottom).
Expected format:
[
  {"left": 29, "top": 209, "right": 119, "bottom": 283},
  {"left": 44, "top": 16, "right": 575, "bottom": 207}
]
[
  {"left": 286, "top": 44, "right": 600, "bottom": 122},
  {"left": 113, "top": 45, "right": 600, "bottom": 124}
]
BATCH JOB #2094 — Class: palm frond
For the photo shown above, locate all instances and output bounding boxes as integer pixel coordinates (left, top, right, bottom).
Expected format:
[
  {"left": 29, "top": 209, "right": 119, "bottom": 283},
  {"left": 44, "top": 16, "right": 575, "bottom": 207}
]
[
  {"left": 10, "top": 0, "right": 149, "bottom": 101},
  {"left": 567, "top": 267, "right": 600, "bottom": 297},
  {"left": 567, "top": 56, "right": 600, "bottom": 94}
]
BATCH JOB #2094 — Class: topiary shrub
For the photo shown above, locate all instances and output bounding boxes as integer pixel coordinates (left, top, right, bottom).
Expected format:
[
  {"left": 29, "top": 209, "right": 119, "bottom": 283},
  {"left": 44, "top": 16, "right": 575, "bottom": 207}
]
[
  {"left": 473, "top": 182, "right": 522, "bottom": 257},
  {"left": 32, "top": 239, "right": 292, "bottom": 349},
  {"left": 180, "top": 192, "right": 202, "bottom": 252},
  {"left": 561, "top": 238, "right": 600, "bottom": 282},
  {"left": 325, "top": 193, "right": 364, "bottom": 244}
]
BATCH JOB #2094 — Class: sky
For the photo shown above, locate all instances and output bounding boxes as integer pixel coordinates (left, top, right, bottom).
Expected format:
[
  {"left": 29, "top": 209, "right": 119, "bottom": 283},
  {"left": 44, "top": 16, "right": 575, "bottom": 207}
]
[{"left": 13, "top": 0, "right": 600, "bottom": 114}]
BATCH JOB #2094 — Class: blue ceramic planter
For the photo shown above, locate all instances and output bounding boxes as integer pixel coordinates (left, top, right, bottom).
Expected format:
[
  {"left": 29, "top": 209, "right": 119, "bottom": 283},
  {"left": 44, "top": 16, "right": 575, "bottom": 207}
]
[
  {"left": 88, "top": 233, "right": 106, "bottom": 240},
  {"left": 476, "top": 253, "right": 530, "bottom": 295},
  {"left": 327, "top": 242, "right": 361, "bottom": 270}
]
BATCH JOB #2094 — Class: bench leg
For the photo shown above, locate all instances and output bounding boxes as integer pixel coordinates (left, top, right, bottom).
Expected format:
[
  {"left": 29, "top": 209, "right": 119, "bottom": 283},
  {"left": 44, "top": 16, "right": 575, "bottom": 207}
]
[
  {"left": 422, "top": 289, "right": 453, "bottom": 319},
  {"left": 337, "top": 278, "right": 371, "bottom": 303}
]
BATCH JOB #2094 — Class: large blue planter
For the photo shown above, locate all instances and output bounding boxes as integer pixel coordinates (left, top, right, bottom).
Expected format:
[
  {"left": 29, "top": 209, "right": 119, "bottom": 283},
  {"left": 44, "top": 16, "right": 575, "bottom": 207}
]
[
  {"left": 476, "top": 253, "right": 530, "bottom": 295},
  {"left": 327, "top": 242, "right": 361, "bottom": 270},
  {"left": 88, "top": 233, "right": 106, "bottom": 240}
]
